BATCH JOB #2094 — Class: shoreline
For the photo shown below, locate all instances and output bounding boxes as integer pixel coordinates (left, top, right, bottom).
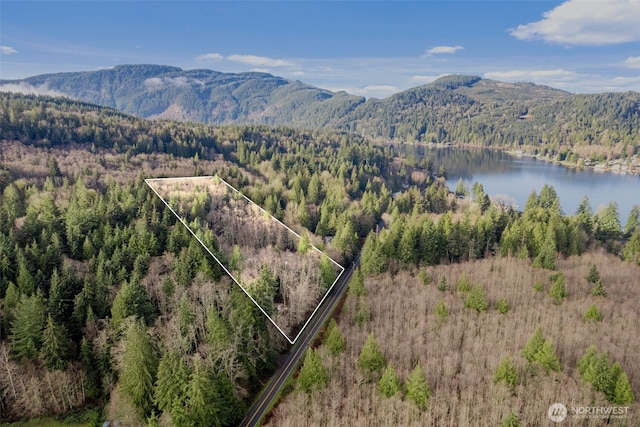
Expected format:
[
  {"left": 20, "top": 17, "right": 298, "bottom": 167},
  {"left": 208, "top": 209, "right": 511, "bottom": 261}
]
[
  {"left": 502, "top": 148, "right": 640, "bottom": 176},
  {"left": 389, "top": 140, "right": 640, "bottom": 177}
]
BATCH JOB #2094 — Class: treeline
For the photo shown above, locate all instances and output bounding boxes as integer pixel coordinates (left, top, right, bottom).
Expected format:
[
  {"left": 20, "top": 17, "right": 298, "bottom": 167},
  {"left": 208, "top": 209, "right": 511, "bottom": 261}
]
[
  {"left": 334, "top": 76, "right": 640, "bottom": 163},
  {"left": 359, "top": 182, "right": 640, "bottom": 274},
  {"left": 6, "top": 69, "right": 640, "bottom": 165}
]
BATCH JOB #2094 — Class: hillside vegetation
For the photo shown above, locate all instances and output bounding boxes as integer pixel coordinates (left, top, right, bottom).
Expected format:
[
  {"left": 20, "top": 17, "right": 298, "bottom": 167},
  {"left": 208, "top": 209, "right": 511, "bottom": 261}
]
[
  {"left": 0, "top": 65, "right": 365, "bottom": 127},
  {"left": 267, "top": 252, "right": 640, "bottom": 426},
  {"left": 3, "top": 67, "right": 640, "bottom": 164},
  {"left": 0, "top": 93, "right": 638, "bottom": 425},
  {"left": 0, "top": 94, "right": 400, "bottom": 424}
]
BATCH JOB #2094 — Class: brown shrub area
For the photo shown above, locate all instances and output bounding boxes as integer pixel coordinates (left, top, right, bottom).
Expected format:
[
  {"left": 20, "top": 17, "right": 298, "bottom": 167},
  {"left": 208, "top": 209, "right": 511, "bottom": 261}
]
[
  {"left": 0, "top": 344, "right": 87, "bottom": 420},
  {"left": 267, "top": 252, "right": 640, "bottom": 426}
]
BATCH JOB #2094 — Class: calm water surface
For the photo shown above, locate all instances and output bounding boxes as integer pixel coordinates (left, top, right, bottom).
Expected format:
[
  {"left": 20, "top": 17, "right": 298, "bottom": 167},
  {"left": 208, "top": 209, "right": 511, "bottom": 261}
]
[{"left": 396, "top": 146, "right": 640, "bottom": 220}]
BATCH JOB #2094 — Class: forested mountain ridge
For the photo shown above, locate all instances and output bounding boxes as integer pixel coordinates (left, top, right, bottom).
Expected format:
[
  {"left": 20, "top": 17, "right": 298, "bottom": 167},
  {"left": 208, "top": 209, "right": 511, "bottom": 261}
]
[
  {"left": 3, "top": 65, "right": 639, "bottom": 162},
  {"left": 0, "top": 64, "right": 365, "bottom": 127}
]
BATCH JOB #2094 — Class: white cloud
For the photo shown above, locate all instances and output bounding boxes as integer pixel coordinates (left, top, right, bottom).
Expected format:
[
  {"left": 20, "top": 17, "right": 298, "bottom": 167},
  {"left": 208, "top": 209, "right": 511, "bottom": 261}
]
[
  {"left": 291, "top": 71, "right": 305, "bottom": 76},
  {"left": 249, "top": 68, "right": 270, "bottom": 73},
  {"left": 425, "top": 45, "right": 464, "bottom": 55},
  {"left": 227, "top": 54, "right": 294, "bottom": 67},
  {"left": 484, "top": 69, "right": 580, "bottom": 83},
  {"left": 144, "top": 77, "right": 164, "bottom": 88},
  {"left": 168, "top": 76, "right": 190, "bottom": 86},
  {"left": 195, "top": 52, "right": 223, "bottom": 61},
  {"left": 143, "top": 76, "right": 199, "bottom": 89},
  {"left": 610, "top": 75, "right": 640, "bottom": 86},
  {"left": 0, "top": 46, "right": 18, "bottom": 55},
  {"left": 327, "top": 84, "right": 399, "bottom": 97},
  {"left": 510, "top": 0, "right": 640, "bottom": 45},
  {"left": 622, "top": 56, "right": 640, "bottom": 69},
  {"left": 0, "top": 82, "right": 68, "bottom": 97},
  {"left": 412, "top": 74, "right": 450, "bottom": 83},
  {"left": 362, "top": 84, "right": 398, "bottom": 93}
]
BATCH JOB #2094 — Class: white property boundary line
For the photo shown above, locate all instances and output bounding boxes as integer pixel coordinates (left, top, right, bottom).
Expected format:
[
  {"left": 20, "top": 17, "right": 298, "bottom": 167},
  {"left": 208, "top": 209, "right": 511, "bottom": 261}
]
[{"left": 145, "top": 176, "right": 345, "bottom": 344}]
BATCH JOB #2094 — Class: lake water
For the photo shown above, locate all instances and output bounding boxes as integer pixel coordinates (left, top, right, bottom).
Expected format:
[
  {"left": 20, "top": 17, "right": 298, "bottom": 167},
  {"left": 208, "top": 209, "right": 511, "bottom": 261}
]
[{"left": 395, "top": 145, "right": 640, "bottom": 220}]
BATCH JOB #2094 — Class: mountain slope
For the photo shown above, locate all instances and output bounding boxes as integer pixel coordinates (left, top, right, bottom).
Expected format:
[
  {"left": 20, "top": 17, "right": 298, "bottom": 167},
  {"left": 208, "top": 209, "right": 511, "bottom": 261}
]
[
  {"left": 2, "top": 67, "right": 639, "bottom": 158},
  {"left": 0, "top": 64, "right": 365, "bottom": 126}
]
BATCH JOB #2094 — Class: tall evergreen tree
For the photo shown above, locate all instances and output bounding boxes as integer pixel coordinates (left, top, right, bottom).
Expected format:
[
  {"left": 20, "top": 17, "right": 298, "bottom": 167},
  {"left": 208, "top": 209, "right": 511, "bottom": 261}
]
[
  {"left": 154, "top": 351, "right": 190, "bottom": 425},
  {"left": 230, "top": 245, "right": 243, "bottom": 273},
  {"left": 493, "top": 355, "right": 518, "bottom": 392},
  {"left": 40, "top": 315, "right": 69, "bottom": 370},
  {"left": 206, "top": 307, "right": 231, "bottom": 351},
  {"left": 297, "top": 232, "right": 311, "bottom": 254},
  {"left": 186, "top": 359, "right": 221, "bottom": 427},
  {"left": 624, "top": 204, "right": 640, "bottom": 237},
  {"left": 111, "top": 277, "right": 155, "bottom": 330},
  {"left": 319, "top": 254, "right": 336, "bottom": 288},
  {"left": 360, "top": 232, "right": 386, "bottom": 274},
  {"left": 378, "top": 363, "right": 401, "bottom": 397},
  {"left": 354, "top": 296, "right": 371, "bottom": 328},
  {"left": 533, "top": 226, "right": 557, "bottom": 270},
  {"left": 464, "top": 285, "right": 488, "bottom": 312},
  {"left": 549, "top": 273, "right": 567, "bottom": 304},
  {"left": 358, "top": 333, "right": 386, "bottom": 378},
  {"left": 595, "top": 202, "right": 621, "bottom": 242},
  {"left": 120, "top": 321, "right": 158, "bottom": 418},
  {"left": 406, "top": 363, "right": 431, "bottom": 410},
  {"left": 348, "top": 268, "right": 366, "bottom": 297},
  {"left": 522, "top": 328, "right": 545, "bottom": 363},
  {"left": 307, "top": 173, "right": 320, "bottom": 204},
  {"left": 10, "top": 293, "right": 46, "bottom": 361},
  {"left": 612, "top": 371, "right": 635, "bottom": 405},
  {"left": 575, "top": 196, "right": 594, "bottom": 235},
  {"left": 80, "top": 338, "right": 102, "bottom": 399},
  {"left": 323, "top": 318, "right": 345, "bottom": 356},
  {"left": 623, "top": 228, "right": 640, "bottom": 265},
  {"left": 297, "top": 349, "right": 329, "bottom": 394}
]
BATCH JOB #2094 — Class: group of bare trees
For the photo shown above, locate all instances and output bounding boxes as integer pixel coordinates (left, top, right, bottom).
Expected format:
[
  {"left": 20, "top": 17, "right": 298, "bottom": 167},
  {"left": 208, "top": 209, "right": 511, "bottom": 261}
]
[
  {"left": 149, "top": 177, "right": 342, "bottom": 339},
  {"left": 268, "top": 250, "right": 640, "bottom": 426}
]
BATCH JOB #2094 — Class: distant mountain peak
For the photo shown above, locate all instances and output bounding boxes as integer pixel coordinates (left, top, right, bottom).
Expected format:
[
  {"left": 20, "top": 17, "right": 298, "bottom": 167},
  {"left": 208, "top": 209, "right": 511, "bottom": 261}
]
[
  {"left": 430, "top": 75, "right": 482, "bottom": 89},
  {"left": 1, "top": 64, "right": 636, "bottom": 145}
]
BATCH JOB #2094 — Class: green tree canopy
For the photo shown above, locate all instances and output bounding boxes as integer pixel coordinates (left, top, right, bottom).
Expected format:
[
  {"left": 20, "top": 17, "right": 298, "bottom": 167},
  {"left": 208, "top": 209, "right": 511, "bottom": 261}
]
[
  {"left": 323, "top": 318, "right": 345, "bottom": 356},
  {"left": 494, "top": 355, "right": 518, "bottom": 392},
  {"left": 40, "top": 315, "right": 70, "bottom": 370},
  {"left": 360, "top": 232, "right": 386, "bottom": 275},
  {"left": 358, "top": 333, "right": 386, "bottom": 377},
  {"left": 378, "top": 363, "right": 401, "bottom": 398},
  {"left": 10, "top": 292, "right": 46, "bottom": 361},
  {"left": 297, "top": 349, "right": 329, "bottom": 394},
  {"left": 464, "top": 285, "right": 488, "bottom": 313},
  {"left": 406, "top": 363, "right": 431, "bottom": 410},
  {"left": 120, "top": 321, "right": 158, "bottom": 418}
]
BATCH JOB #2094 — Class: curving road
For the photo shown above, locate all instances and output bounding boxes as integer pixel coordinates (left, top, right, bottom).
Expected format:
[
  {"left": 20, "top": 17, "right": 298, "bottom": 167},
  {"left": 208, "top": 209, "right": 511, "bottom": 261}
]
[{"left": 239, "top": 255, "right": 361, "bottom": 427}]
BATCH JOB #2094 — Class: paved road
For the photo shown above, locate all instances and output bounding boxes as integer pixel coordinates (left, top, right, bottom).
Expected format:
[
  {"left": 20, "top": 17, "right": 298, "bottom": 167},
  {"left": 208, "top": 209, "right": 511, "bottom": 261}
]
[{"left": 239, "top": 255, "right": 361, "bottom": 427}]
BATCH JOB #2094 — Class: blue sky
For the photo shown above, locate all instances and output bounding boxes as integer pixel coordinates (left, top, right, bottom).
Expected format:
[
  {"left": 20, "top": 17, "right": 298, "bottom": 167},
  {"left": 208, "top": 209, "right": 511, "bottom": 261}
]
[{"left": 1, "top": 0, "right": 639, "bottom": 98}]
